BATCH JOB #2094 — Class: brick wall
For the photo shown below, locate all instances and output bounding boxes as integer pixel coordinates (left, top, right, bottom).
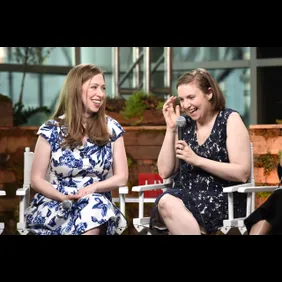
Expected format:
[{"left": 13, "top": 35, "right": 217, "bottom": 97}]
[
  {"left": 1, "top": 110, "right": 281, "bottom": 234},
  {"left": 0, "top": 124, "right": 166, "bottom": 234},
  {"left": 0, "top": 126, "right": 38, "bottom": 234}
]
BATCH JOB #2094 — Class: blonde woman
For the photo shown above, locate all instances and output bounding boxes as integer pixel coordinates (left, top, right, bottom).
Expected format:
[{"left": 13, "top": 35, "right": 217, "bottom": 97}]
[{"left": 25, "top": 64, "right": 128, "bottom": 235}]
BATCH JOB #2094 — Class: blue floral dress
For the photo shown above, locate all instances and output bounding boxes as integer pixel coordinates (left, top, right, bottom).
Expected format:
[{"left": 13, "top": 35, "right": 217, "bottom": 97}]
[
  {"left": 25, "top": 116, "right": 127, "bottom": 235},
  {"left": 150, "top": 108, "right": 247, "bottom": 234}
]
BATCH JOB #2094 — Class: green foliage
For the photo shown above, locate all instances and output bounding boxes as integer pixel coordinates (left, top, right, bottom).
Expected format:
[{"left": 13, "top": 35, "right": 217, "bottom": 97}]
[
  {"left": 127, "top": 156, "right": 134, "bottom": 168},
  {"left": 256, "top": 191, "right": 271, "bottom": 198},
  {"left": 156, "top": 100, "right": 165, "bottom": 110},
  {"left": 278, "top": 150, "right": 282, "bottom": 160},
  {"left": 255, "top": 152, "right": 278, "bottom": 176},
  {"left": 121, "top": 90, "right": 165, "bottom": 123},
  {"left": 106, "top": 97, "right": 126, "bottom": 113},
  {"left": 14, "top": 47, "right": 55, "bottom": 65},
  {"left": 13, "top": 102, "right": 51, "bottom": 126},
  {"left": 121, "top": 91, "right": 147, "bottom": 120}
]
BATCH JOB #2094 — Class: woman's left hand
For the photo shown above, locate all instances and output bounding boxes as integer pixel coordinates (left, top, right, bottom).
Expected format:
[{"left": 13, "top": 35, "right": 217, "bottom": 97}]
[
  {"left": 72, "top": 186, "right": 95, "bottom": 199},
  {"left": 175, "top": 140, "right": 200, "bottom": 166}
]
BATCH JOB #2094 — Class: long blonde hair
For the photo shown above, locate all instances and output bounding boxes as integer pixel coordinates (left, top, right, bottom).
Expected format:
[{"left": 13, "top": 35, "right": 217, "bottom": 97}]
[{"left": 51, "top": 64, "right": 110, "bottom": 148}]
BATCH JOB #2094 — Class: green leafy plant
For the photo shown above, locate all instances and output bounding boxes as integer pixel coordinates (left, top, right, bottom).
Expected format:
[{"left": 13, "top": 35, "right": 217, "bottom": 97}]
[
  {"left": 278, "top": 150, "right": 282, "bottom": 160},
  {"left": 255, "top": 152, "right": 278, "bottom": 176},
  {"left": 256, "top": 191, "right": 272, "bottom": 198},
  {"left": 254, "top": 151, "right": 282, "bottom": 199},
  {"left": 106, "top": 97, "right": 126, "bottom": 113},
  {"left": 13, "top": 47, "right": 55, "bottom": 126},
  {"left": 121, "top": 90, "right": 165, "bottom": 123},
  {"left": 13, "top": 103, "right": 51, "bottom": 126}
]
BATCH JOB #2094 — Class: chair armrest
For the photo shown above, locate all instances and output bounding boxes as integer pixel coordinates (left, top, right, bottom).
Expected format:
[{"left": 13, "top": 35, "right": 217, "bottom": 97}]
[
  {"left": 16, "top": 186, "right": 30, "bottom": 196},
  {"left": 132, "top": 182, "right": 172, "bottom": 192},
  {"left": 0, "top": 190, "right": 6, "bottom": 196},
  {"left": 223, "top": 183, "right": 253, "bottom": 193},
  {"left": 118, "top": 186, "right": 128, "bottom": 194},
  {"left": 237, "top": 186, "right": 278, "bottom": 193}
]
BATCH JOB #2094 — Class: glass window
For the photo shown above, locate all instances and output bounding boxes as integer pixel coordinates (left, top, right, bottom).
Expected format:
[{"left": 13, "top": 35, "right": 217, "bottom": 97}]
[
  {"left": 0, "top": 47, "right": 74, "bottom": 66},
  {"left": 42, "top": 74, "right": 66, "bottom": 110},
  {"left": 81, "top": 47, "right": 113, "bottom": 71},
  {"left": 0, "top": 71, "right": 39, "bottom": 107},
  {"left": 257, "top": 66, "right": 282, "bottom": 124},
  {"left": 0, "top": 71, "right": 67, "bottom": 126},
  {"left": 173, "top": 47, "right": 250, "bottom": 62},
  {"left": 171, "top": 68, "right": 251, "bottom": 126},
  {"left": 257, "top": 47, "right": 282, "bottom": 59},
  {"left": 44, "top": 47, "right": 74, "bottom": 66}
]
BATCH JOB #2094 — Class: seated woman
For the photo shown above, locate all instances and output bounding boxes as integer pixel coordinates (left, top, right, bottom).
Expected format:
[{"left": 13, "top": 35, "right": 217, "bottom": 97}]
[
  {"left": 244, "top": 157, "right": 282, "bottom": 235},
  {"left": 24, "top": 64, "right": 128, "bottom": 235},
  {"left": 149, "top": 68, "right": 251, "bottom": 235}
]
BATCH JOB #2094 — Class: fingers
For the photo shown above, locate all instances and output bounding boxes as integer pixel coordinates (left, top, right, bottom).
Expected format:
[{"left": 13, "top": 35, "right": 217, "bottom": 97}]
[
  {"left": 68, "top": 190, "right": 89, "bottom": 200},
  {"left": 177, "top": 140, "right": 186, "bottom": 147},
  {"left": 77, "top": 191, "right": 88, "bottom": 198},
  {"left": 163, "top": 96, "right": 176, "bottom": 112},
  {"left": 68, "top": 194, "right": 79, "bottom": 200},
  {"left": 175, "top": 104, "right": 180, "bottom": 117},
  {"left": 175, "top": 142, "right": 185, "bottom": 151}
]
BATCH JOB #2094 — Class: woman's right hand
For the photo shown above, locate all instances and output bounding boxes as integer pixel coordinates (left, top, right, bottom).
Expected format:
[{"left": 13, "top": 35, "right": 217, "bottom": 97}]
[
  {"left": 61, "top": 193, "right": 78, "bottom": 202},
  {"left": 162, "top": 96, "right": 180, "bottom": 130}
]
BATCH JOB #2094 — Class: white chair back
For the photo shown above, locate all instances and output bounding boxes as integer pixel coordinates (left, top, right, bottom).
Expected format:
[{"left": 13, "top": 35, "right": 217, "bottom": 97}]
[{"left": 23, "top": 147, "right": 34, "bottom": 187}]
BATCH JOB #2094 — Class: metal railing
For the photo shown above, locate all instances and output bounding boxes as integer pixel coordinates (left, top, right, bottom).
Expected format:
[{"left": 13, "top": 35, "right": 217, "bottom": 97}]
[{"left": 112, "top": 47, "right": 172, "bottom": 98}]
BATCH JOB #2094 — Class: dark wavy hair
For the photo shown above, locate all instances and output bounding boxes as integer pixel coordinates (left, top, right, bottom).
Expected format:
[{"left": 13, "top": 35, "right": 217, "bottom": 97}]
[{"left": 176, "top": 68, "right": 225, "bottom": 112}]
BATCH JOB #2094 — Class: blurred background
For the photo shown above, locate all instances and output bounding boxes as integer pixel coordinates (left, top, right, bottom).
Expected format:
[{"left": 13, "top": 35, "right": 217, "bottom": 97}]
[
  {"left": 1, "top": 47, "right": 282, "bottom": 128},
  {"left": 1, "top": 47, "right": 282, "bottom": 235}
]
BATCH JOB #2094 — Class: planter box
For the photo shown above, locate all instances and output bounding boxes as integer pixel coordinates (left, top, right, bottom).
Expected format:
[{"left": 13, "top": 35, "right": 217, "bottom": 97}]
[
  {"left": 250, "top": 124, "right": 282, "bottom": 186},
  {"left": 249, "top": 124, "right": 282, "bottom": 206}
]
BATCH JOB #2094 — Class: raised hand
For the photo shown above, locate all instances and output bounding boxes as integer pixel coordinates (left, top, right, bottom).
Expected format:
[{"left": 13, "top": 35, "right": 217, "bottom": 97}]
[{"left": 162, "top": 96, "right": 181, "bottom": 130}]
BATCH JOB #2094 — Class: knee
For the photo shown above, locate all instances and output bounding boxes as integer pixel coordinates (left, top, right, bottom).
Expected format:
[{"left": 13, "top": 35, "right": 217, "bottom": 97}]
[{"left": 158, "top": 194, "right": 175, "bottom": 218}]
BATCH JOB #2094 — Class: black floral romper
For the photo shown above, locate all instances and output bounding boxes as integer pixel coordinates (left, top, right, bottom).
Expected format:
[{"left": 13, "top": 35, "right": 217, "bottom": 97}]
[{"left": 150, "top": 108, "right": 246, "bottom": 234}]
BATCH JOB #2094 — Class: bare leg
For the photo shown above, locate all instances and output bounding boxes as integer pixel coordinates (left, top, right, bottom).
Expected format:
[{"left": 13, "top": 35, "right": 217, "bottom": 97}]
[
  {"left": 249, "top": 220, "right": 272, "bottom": 235},
  {"left": 82, "top": 224, "right": 106, "bottom": 235},
  {"left": 157, "top": 194, "right": 201, "bottom": 235}
]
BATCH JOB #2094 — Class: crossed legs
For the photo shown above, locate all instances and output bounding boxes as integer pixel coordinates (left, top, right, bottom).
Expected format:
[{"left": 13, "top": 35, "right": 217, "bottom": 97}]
[
  {"left": 249, "top": 220, "right": 272, "bottom": 235},
  {"left": 157, "top": 194, "right": 201, "bottom": 235}
]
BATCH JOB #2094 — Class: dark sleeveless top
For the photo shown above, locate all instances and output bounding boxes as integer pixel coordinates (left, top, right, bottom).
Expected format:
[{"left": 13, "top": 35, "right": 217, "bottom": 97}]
[{"left": 172, "top": 108, "right": 246, "bottom": 232}]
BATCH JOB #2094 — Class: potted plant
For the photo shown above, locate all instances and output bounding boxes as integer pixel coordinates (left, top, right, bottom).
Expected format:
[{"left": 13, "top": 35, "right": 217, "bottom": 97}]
[
  {"left": 106, "top": 90, "right": 166, "bottom": 126},
  {"left": 254, "top": 150, "right": 282, "bottom": 207}
]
